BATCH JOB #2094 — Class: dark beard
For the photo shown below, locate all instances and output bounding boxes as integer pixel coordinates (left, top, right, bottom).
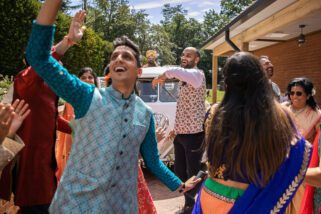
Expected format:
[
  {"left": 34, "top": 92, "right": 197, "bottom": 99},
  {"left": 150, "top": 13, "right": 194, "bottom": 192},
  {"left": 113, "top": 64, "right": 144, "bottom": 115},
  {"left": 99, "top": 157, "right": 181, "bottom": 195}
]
[{"left": 181, "top": 62, "right": 195, "bottom": 68}]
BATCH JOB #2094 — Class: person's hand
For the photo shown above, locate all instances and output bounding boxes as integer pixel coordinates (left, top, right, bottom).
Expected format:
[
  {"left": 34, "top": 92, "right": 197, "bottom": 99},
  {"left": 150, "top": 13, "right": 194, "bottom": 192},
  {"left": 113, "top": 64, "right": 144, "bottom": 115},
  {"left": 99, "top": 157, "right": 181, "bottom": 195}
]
[
  {"left": 67, "top": 10, "right": 86, "bottom": 43},
  {"left": 156, "top": 127, "right": 166, "bottom": 142},
  {"left": 180, "top": 176, "right": 202, "bottom": 193},
  {"left": 152, "top": 74, "right": 166, "bottom": 89},
  {"left": 7, "top": 99, "right": 30, "bottom": 138},
  {"left": 166, "top": 129, "right": 176, "bottom": 142},
  {"left": 0, "top": 103, "right": 15, "bottom": 144}
]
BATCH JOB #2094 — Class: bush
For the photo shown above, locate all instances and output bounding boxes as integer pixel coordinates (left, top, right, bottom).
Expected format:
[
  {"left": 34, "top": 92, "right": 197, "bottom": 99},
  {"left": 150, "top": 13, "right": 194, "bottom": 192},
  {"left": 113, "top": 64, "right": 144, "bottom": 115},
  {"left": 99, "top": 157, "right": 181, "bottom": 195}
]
[
  {"left": 0, "top": 0, "right": 40, "bottom": 76},
  {"left": 0, "top": 76, "right": 13, "bottom": 101}
]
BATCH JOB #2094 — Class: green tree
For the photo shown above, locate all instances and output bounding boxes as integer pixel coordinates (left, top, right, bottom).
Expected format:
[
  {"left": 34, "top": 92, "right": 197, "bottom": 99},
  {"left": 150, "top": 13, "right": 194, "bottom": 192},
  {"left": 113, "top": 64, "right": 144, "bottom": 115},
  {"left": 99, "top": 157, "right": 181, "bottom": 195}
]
[
  {"left": 161, "top": 5, "right": 206, "bottom": 64},
  {"left": 89, "top": 0, "right": 137, "bottom": 41},
  {"left": 0, "top": 0, "right": 111, "bottom": 76},
  {"left": 220, "top": 0, "right": 253, "bottom": 19},
  {"left": 161, "top": 4, "right": 187, "bottom": 27},
  {"left": 146, "top": 25, "right": 176, "bottom": 65},
  {"left": 132, "top": 10, "right": 150, "bottom": 55},
  {"left": 0, "top": 0, "right": 40, "bottom": 76},
  {"left": 203, "top": 9, "right": 229, "bottom": 38}
]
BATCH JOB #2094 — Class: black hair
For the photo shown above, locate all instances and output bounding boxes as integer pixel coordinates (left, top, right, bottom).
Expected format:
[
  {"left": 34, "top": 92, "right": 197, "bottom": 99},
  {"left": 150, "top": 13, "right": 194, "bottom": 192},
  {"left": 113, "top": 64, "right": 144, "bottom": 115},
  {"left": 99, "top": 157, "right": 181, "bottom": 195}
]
[
  {"left": 206, "top": 52, "right": 296, "bottom": 187},
  {"left": 113, "top": 36, "right": 141, "bottom": 67},
  {"left": 78, "top": 67, "right": 98, "bottom": 87},
  {"left": 287, "top": 77, "right": 318, "bottom": 110}
]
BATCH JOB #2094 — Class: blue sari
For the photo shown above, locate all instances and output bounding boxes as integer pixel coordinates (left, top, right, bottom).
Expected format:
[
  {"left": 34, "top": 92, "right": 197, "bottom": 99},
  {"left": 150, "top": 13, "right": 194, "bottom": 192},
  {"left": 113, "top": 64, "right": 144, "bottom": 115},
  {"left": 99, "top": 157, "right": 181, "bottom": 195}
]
[{"left": 193, "top": 137, "right": 312, "bottom": 214}]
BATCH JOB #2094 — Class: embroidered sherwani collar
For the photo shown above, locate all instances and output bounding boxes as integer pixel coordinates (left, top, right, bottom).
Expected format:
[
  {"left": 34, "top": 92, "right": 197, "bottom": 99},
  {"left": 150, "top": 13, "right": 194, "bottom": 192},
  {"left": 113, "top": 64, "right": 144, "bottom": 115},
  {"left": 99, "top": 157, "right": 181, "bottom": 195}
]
[{"left": 107, "top": 85, "right": 136, "bottom": 101}]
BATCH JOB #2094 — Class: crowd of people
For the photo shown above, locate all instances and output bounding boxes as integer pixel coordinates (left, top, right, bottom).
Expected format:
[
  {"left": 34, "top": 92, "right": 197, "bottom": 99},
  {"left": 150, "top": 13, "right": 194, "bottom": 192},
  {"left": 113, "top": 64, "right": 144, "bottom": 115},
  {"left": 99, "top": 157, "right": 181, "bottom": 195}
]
[{"left": 0, "top": 0, "right": 320, "bottom": 213}]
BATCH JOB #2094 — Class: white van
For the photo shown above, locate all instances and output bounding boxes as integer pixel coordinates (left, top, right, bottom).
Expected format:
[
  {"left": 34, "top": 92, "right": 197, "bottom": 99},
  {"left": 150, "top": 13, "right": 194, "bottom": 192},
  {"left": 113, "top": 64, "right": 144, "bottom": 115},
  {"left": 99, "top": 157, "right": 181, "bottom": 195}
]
[{"left": 98, "top": 66, "right": 179, "bottom": 166}]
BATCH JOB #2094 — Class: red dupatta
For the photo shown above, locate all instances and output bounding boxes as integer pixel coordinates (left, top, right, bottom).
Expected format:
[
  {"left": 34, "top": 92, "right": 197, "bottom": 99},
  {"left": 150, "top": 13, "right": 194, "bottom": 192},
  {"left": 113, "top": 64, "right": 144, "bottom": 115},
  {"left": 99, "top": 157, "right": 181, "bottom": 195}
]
[{"left": 300, "top": 128, "right": 321, "bottom": 214}]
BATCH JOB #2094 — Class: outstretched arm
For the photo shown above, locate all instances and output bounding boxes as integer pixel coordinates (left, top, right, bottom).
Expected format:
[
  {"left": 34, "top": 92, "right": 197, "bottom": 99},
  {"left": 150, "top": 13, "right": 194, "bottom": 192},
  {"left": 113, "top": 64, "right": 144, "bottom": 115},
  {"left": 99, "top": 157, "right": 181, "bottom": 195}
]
[
  {"left": 26, "top": 1, "right": 94, "bottom": 119},
  {"left": 152, "top": 67, "right": 204, "bottom": 89},
  {"left": 140, "top": 116, "right": 201, "bottom": 192},
  {"left": 36, "top": 0, "right": 62, "bottom": 25}
]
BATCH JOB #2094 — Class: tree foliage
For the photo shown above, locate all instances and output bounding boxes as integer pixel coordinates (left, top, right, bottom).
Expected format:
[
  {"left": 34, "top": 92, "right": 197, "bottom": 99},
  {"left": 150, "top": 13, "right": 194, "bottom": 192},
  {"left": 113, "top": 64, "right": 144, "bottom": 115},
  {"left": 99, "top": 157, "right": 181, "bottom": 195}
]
[
  {"left": 0, "top": 0, "right": 40, "bottom": 76},
  {"left": 147, "top": 25, "right": 176, "bottom": 65},
  {"left": 0, "top": 0, "right": 111, "bottom": 76},
  {"left": 1, "top": 0, "right": 254, "bottom": 83},
  {"left": 220, "top": 0, "right": 253, "bottom": 19},
  {"left": 88, "top": 0, "right": 137, "bottom": 41}
]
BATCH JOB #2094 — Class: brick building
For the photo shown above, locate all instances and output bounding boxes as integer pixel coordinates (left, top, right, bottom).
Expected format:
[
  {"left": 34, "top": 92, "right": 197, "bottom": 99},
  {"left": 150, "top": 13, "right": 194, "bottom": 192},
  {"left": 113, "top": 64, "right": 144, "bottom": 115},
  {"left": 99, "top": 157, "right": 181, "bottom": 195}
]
[
  {"left": 254, "top": 31, "right": 321, "bottom": 103},
  {"left": 202, "top": 0, "right": 321, "bottom": 104}
]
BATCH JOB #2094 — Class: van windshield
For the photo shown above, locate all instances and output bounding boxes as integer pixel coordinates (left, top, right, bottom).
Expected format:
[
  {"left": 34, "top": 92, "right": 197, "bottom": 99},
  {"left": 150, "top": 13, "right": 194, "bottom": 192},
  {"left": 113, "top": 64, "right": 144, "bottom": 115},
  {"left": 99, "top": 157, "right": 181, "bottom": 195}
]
[
  {"left": 159, "top": 81, "right": 179, "bottom": 102},
  {"left": 136, "top": 79, "right": 158, "bottom": 102}
]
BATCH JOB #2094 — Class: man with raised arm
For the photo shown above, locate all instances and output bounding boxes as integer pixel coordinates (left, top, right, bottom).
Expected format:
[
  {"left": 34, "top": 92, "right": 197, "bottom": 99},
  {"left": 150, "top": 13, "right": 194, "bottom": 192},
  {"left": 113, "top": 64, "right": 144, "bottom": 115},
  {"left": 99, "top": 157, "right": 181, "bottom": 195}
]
[
  {"left": 152, "top": 47, "right": 206, "bottom": 213},
  {"left": 25, "top": 1, "right": 200, "bottom": 213}
]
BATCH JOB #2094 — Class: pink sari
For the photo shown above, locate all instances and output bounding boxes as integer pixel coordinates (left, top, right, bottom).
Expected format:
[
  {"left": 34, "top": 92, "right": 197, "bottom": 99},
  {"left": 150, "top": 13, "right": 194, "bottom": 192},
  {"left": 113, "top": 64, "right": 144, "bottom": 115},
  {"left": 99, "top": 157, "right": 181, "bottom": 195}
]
[{"left": 287, "top": 106, "right": 321, "bottom": 214}]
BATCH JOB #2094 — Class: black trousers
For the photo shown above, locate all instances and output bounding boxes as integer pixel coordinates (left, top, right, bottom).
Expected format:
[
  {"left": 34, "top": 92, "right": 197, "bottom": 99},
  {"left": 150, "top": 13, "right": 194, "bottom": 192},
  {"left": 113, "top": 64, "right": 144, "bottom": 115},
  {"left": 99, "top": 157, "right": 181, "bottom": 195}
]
[
  {"left": 19, "top": 204, "right": 50, "bottom": 214},
  {"left": 174, "top": 131, "right": 204, "bottom": 207}
]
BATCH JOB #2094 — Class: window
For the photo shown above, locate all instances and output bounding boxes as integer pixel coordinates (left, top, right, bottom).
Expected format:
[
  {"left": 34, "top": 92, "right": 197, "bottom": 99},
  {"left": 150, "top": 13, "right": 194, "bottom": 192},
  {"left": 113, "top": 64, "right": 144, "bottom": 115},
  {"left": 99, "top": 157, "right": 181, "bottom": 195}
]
[
  {"left": 136, "top": 79, "right": 158, "bottom": 102},
  {"left": 159, "top": 81, "right": 179, "bottom": 102}
]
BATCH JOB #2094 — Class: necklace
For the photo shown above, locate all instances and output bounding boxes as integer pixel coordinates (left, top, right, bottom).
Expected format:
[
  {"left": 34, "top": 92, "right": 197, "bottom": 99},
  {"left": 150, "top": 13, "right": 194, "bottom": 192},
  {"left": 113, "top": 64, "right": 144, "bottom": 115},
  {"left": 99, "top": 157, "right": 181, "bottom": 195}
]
[{"left": 291, "top": 106, "right": 306, "bottom": 116}]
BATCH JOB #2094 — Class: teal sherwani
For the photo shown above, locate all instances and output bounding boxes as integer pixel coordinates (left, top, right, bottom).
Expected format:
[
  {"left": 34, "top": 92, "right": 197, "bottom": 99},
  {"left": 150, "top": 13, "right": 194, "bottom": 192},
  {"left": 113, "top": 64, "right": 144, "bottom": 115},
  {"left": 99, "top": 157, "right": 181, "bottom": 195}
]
[{"left": 26, "top": 22, "right": 181, "bottom": 213}]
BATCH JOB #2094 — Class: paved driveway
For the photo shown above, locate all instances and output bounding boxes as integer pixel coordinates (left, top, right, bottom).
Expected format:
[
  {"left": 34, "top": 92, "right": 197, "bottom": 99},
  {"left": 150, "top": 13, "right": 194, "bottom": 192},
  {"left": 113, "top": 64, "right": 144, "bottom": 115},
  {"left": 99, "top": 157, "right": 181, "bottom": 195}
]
[{"left": 145, "top": 171, "right": 185, "bottom": 214}]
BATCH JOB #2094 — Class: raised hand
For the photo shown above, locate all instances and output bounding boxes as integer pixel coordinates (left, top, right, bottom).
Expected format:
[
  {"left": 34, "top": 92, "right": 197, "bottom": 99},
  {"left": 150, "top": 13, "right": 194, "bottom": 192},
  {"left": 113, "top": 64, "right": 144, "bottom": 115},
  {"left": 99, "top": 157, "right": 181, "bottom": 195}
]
[
  {"left": 0, "top": 103, "right": 14, "bottom": 144},
  {"left": 7, "top": 100, "right": 31, "bottom": 138},
  {"left": 156, "top": 127, "right": 166, "bottom": 142},
  {"left": 152, "top": 74, "right": 166, "bottom": 89},
  {"left": 166, "top": 129, "right": 176, "bottom": 142},
  {"left": 67, "top": 10, "right": 86, "bottom": 44}
]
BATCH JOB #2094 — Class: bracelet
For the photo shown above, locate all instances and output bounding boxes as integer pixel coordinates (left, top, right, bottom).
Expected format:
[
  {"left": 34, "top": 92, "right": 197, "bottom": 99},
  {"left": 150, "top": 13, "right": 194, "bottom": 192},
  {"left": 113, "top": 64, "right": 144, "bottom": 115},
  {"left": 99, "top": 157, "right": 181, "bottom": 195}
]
[
  {"left": 179, "top": 183, "right": 185, "bottom": 193},
  {"left": 64, "top": 35, "right": 77, "bottom": 47}
]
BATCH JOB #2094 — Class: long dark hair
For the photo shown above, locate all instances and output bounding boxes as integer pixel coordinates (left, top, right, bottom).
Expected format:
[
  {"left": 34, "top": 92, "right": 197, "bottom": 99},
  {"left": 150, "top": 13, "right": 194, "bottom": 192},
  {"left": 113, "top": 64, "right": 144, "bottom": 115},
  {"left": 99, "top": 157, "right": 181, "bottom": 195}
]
[
  {"left": 78, "top": 67, "right": 98, "bottom": 87},
  {"left": 287, "top": 77, "right": 318, "bottom": 110},
  {"left": 206, "top": 52, "right": 297, "bottom": 187}
]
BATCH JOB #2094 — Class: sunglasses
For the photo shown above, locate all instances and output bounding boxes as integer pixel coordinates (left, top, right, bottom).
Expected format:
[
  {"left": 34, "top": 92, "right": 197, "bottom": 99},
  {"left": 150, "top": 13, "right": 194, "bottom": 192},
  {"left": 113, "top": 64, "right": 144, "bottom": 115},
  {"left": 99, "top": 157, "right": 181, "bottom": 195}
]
[{"left": 290, "top": 91, "right": 303, "bottom": 96}]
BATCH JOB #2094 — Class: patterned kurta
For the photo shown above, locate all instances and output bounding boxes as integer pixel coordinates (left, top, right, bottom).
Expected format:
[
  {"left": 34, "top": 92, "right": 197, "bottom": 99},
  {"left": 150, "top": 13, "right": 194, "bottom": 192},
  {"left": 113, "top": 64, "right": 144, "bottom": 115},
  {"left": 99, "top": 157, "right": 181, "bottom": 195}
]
[
  {"left": 26, "top": 21, "right": 182, "bottom": 213},
  {"left": 168, "top": 69, "right": 206, "bottom": 134}
]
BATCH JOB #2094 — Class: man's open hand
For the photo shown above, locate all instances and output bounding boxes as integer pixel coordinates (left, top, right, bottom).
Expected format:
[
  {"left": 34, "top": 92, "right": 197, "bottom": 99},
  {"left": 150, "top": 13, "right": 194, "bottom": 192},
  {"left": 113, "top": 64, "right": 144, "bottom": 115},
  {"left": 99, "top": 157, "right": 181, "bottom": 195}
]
[{"left": 68, "top": 10, "right": 86, "bottom": 43}]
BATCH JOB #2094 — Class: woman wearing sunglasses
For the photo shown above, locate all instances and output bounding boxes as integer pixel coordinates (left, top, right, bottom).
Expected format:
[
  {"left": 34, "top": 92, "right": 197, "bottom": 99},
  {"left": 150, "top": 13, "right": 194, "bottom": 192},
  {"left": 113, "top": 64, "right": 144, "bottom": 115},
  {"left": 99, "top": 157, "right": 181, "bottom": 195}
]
[
  {"left": 286, "top": 77, "right": 320, "bottom": 143},
  {"left": 285, "top": 77, "right": 321, "bottom": 214}
]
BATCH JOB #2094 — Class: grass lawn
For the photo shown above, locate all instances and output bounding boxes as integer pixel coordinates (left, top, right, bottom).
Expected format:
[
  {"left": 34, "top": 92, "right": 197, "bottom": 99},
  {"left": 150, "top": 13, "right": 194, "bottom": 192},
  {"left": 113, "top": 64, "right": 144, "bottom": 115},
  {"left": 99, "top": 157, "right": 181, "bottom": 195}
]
[{"left": 206, "top": 89, "right": 225, "bottom": 104}]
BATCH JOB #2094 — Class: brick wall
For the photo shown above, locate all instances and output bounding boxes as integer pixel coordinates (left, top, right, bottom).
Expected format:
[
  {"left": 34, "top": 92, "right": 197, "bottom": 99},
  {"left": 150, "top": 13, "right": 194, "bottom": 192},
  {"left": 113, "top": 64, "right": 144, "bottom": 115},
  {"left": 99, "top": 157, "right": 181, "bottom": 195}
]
[{"left": 254, "top": 30, "right": 321, "bottom": 104}]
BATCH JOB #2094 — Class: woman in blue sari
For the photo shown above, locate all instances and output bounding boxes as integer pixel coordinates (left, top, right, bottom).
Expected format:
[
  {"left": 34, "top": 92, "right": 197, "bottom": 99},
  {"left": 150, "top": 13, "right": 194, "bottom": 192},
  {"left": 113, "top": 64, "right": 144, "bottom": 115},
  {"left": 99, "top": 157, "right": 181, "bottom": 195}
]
[{"left": 193, "top": 52, "right": 312, "bottom": 214}]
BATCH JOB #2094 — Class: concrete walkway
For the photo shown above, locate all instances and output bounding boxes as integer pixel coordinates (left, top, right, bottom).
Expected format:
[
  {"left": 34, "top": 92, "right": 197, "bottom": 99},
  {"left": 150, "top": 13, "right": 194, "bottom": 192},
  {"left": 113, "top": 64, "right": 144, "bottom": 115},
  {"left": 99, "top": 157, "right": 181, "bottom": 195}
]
[{"left": 145, "top": 171, "right": 185, "bottom": 214}]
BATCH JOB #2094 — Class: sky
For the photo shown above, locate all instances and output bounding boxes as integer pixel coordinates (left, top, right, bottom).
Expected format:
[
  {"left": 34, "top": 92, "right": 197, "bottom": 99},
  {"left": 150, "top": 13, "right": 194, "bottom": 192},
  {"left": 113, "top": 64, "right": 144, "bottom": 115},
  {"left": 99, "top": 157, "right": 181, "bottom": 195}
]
[{"left": 70, "top": 0, "right": 221, "bottom": 24}]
